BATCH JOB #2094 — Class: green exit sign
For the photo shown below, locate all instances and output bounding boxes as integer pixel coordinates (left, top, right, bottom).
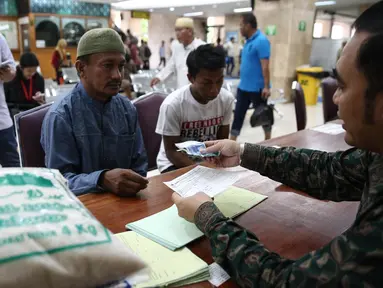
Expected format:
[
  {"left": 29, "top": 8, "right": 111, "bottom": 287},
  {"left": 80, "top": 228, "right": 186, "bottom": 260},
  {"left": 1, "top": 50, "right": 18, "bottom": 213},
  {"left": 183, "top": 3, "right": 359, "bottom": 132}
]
[
  {"left": 298, "top": 21, "right": 306, "bottom": 32},
  {"left": 265, "top": 25, "right": 277, "bottom": 36}
]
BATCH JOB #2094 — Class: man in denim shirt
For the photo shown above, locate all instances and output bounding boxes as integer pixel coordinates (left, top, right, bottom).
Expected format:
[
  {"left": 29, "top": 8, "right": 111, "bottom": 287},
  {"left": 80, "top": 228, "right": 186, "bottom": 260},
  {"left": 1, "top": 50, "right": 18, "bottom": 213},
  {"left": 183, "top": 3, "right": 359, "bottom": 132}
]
[{"left": 41, "top": 28, "right": 148, "bottom": 196}]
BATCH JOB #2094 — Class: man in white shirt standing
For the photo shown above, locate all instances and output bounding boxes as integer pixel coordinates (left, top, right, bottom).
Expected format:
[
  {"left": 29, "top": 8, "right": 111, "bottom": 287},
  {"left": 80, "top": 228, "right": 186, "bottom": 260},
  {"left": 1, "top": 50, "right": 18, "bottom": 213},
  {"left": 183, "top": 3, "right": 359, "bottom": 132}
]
[
  {"left": 150, "top": 18, "right": 205, "bottom": 89},
  {"left": 156, "top": 44, "right": 234, "bottom": 173},
  {"left": 224, "top": 37, "right": 236, "bottom": 76},
  {"left": 0, "top": 34, "right": 19, "bottom": 167}
]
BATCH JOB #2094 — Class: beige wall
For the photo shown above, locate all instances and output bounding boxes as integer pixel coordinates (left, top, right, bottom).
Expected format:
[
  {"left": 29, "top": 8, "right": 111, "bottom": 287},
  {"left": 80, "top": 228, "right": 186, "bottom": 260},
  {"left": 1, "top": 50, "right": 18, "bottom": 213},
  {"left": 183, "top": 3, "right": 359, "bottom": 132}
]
[
  {"left": 254, "top": 0, "right": 316, "bottom": 100},
  {"left": 223, "top": 14, "right": 244, "bottom": 76}
]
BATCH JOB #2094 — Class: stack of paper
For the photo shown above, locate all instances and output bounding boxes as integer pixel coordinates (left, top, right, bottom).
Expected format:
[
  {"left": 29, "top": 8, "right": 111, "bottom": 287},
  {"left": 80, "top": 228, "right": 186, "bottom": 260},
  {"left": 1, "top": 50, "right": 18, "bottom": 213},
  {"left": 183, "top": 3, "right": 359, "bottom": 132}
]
[
  {"left": 115, "top": 231, "right": 210, "bottom": 288},
  {"left": 126, "top": 186, "right": 268, "bottom": 250},
  {"left": 310, "top": 123, "right": 345, "bottom": 135}
]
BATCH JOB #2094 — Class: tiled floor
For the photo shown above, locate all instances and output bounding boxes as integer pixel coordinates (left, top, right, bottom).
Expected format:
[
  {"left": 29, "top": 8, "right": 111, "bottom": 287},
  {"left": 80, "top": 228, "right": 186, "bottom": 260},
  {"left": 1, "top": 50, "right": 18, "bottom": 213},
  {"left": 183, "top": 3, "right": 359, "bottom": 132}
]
[{"left": 237, "top": 102, "right": 324, "bottom": 144}]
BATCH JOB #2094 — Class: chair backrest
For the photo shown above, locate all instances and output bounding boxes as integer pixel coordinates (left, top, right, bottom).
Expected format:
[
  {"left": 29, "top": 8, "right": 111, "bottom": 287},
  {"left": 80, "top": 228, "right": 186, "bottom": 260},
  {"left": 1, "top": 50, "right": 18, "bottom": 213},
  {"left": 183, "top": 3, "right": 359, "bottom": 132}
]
[
  {"left": 14, "top": 103, "right": 52, "bottom": 167},
  {"left": 321, "top": 77, "right": 339, "bottom": 123},
  {"left": 292, "top": 82, "right": 307, "bottom": 131},
  {"left": 133, "top": 92, "right": 167, "bottom": 171}
]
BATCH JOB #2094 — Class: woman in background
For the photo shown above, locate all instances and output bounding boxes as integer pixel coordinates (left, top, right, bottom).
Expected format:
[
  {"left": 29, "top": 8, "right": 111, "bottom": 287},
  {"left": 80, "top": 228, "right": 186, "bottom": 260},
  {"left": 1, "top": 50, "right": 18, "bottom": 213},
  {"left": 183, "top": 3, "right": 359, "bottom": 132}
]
[
  {"left": 51, "top": 39, "right": 68, "bottom": 84},
  {"left": 5, "top": 52, "right": 45, "bottom": 118}
]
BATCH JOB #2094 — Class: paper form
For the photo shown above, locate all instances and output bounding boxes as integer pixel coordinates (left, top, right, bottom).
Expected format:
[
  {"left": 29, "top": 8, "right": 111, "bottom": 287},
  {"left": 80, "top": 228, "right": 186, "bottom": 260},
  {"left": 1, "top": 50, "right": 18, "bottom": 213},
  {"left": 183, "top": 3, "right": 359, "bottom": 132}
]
[
  {"left": 164, "top": 166, "right": 245, "bottom": 197},
  {"left": 126, "top": 186, "right": 268, "bottom": 251},
  {"left": 215, "top": 186, "right": 268, "bottom": 218},
  {"left": 208, "top": 263, "right": 230, "bottom": 287},
  {"left": 115, "top": 232, "right": 209, "bottom": 288},
  {"left": 310, "top": 123, "right": 345, "bottom": 135}
]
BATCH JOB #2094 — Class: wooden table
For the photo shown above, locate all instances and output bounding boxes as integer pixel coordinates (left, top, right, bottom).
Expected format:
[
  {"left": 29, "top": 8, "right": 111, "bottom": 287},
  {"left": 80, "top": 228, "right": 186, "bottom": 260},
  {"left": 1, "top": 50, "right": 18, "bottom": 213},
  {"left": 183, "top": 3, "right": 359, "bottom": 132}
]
[{"left": 79, "top": 125, "right": 359, "bottom": 288}]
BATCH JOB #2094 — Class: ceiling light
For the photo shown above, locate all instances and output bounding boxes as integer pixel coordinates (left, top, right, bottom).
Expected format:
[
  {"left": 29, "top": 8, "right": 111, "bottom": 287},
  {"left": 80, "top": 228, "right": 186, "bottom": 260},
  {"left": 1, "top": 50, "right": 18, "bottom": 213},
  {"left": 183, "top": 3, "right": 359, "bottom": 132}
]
[
  {"left": 112, "top": 0, "right": 248, "bottom": 10},
  {"left": 169, "top": 7, "right": 175, "bottom": 11},
  {"left": 315, "top": 1, "right": 336, "bottom": 6},
  {"left": 234, "top": 7, "right": 252, "bottom": 13},
  {"left": 184, "top": 11, "right": 204, "bottom": 17}
]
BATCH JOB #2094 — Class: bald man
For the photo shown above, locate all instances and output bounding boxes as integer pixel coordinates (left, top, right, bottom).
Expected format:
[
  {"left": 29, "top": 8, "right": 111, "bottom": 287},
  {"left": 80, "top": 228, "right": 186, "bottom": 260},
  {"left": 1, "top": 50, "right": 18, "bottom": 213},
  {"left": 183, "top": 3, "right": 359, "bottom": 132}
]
[{"left": 150, "top": 18, "right": 205, "bottom": 89}]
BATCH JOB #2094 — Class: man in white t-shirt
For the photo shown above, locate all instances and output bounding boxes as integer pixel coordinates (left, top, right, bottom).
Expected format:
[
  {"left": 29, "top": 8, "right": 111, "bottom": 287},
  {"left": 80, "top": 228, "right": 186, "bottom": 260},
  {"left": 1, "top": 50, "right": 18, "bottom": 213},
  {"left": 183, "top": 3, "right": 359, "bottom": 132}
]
[
  {"left": 156, "top": 44, "right": 234, "bottom": 173},
  {"left": 224, "top": 37, "right": 236, "bottom": 76}
]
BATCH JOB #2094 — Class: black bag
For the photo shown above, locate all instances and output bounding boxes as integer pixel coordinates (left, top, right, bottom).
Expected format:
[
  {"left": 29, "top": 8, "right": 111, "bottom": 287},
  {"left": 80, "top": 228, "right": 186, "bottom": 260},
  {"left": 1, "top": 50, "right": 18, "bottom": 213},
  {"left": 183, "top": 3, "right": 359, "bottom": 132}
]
[
  {"left": 144, "top": 46, "right": 152, "bottom": 58},
  {"left": 250, "top": 103, "right": 274, "bottom": 128}
]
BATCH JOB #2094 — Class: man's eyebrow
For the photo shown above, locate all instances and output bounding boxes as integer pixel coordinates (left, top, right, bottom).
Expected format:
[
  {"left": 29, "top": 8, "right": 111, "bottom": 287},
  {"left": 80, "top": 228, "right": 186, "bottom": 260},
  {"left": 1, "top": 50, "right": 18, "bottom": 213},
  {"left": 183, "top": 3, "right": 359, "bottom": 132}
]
[{"left": 333, "top": 68, "right": 345, "bottom": 84}]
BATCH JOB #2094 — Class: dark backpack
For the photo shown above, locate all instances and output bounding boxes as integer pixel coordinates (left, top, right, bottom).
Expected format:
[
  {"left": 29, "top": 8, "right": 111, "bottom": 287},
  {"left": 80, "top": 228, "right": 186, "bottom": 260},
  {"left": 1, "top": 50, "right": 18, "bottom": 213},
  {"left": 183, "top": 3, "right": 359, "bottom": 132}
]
[
  {"left": 144, "top": 46, "right": 152, "bottom": 58},
  {"left": 250, "top": 103, "right": 274, "bottom": 128}
]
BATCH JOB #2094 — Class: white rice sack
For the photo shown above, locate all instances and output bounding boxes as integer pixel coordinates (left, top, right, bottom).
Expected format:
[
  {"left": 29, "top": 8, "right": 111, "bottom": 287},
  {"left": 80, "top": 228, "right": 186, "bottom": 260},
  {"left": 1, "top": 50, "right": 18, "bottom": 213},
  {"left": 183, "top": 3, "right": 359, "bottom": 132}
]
[{"left": 0, "top": 168, "right": 147, "bottom": 288}]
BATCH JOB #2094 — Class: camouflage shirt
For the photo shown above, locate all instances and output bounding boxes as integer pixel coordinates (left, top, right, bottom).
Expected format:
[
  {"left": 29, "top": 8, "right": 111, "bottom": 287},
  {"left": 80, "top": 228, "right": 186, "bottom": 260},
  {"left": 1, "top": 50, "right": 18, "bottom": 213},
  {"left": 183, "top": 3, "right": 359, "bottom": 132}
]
[{"left": 195, "top": 144, "right": 383, "bottom": 287}]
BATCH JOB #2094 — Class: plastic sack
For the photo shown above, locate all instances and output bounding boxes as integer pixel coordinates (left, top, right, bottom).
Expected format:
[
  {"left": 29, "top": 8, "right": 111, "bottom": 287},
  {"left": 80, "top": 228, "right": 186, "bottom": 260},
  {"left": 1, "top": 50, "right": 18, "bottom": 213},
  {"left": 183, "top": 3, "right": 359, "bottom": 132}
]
[{"left": 0, "top": 168, "right": 147, "bottom": 288}]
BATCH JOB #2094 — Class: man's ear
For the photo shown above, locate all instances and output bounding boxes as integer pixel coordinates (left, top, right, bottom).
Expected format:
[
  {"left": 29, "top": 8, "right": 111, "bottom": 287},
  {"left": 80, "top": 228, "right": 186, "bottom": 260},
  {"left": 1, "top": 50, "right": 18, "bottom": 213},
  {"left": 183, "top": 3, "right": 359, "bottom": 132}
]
[
  {"left": 75, "top": 60, "right": 86, "bottom": 78},
  {"left": 187, "top": 73, "right": 194, "bottom": 84}
]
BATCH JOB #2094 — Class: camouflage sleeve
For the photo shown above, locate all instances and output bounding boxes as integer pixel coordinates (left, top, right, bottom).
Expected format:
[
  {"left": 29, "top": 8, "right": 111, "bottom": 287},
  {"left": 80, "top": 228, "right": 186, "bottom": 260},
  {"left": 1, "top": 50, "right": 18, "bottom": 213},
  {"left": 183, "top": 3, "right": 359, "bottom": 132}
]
[
  {"left": 240, "top": 145, "right": 367, "bottom": 202},
  {"left": 195, "top": 202, "right": 383, "bottom": 288}
]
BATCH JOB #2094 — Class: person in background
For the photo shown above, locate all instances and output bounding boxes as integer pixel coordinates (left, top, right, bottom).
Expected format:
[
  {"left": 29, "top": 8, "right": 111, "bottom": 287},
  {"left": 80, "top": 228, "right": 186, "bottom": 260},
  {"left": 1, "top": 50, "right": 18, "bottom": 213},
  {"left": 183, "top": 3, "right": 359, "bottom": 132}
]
[
  {"left": 158, "top": 40, "right": 166, "bottom": 69},
  {"left": 172, "top": 2, "right": 383, "bottom": 286},
  {"left": 0, "top": 34, "right": 19, "bottom": 167},
  {"left": 215, "top": 38, "right": 225, "bottom": 55},
  {"left": 224, "top": 37, "right": 236, "bottom": 77},
  {"left": 231, "top": 13, "right": 272, "bottom": 141},
  {"left": 51, "top": 39, "right": 68, "bottom": 84},
  {"left": 5, "top": 52, "right": 45, "bottom": 118},
  {"left": 216, "top": 38, "right": 223, "bottom": 49},
  {"left": 150, "top": 18, "right": 205, "bottom": 89},
  {"left": 169, "top": 37, "right": 175, "bottom": 57},
  {"left": 41, "top": 28, "right": 148, "bottom": 196},
  {"left": 118, "top": 32, "right": 134, "bottom": 99},
  {"left": 337, "top": 39, "right": 348, "bottom": 62},
  {"left": 139, "top": 40, "right": 151, "bottom": 70},
  {"left": 156, "top": 44, "right": 234, "bottom": 173},
  {"left": 130, "top": 37, "right": 141, "bottom": 71}
]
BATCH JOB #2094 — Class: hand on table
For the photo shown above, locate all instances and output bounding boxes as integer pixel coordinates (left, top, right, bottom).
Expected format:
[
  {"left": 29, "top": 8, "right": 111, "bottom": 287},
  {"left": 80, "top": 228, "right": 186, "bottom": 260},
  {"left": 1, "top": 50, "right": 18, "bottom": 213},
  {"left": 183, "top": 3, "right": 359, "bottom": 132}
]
[
  {"left": 150, "top": 77, "right": 160, "bottom": 87},
  {"left": 202, "top": 139, "right": 241, "bottom": 168},
  {"left": 172, "top": 192, "right": 213, "bottom": 223},
  {"left": 100, "top": 169, "right": 149, "bottom": 197},
  {"left": 32, "top": 92, "right": 46, "bottom": 105}
]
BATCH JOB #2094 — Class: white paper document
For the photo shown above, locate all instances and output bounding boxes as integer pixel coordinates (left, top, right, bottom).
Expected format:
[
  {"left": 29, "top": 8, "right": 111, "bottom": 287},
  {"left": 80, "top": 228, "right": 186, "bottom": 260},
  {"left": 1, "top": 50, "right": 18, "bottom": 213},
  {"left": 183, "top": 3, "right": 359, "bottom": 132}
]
[
  {"left": 164, "top": 166, "right": 245, "bottom": 198},
  {"left": 208, "top": 263, "right": 230, "bottom": 287},
  {"left": 310, "top": 123, "right": 345, "bottom": 135}
]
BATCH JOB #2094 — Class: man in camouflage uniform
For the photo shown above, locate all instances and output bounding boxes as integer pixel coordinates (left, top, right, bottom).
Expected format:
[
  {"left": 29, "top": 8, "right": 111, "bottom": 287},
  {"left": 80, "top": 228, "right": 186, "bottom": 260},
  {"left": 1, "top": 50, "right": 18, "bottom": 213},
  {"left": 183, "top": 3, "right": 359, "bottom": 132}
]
[{"left": 172, "top": 2, "right": 383, "bottom": 287}]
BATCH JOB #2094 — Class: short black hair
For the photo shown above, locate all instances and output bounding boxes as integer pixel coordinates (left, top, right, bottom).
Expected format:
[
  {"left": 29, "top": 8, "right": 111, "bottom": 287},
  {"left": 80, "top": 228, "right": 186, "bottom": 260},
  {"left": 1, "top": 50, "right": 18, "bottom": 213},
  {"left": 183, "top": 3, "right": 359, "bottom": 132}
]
[
  {"left": 241, "top": 13, "right": 257, "bottom": 29},
  {"left": 352, "top": 1, "right": 383, "bottom": 34},
  {"left": 357, "top": 33, "right": 383, "bottom": 123},
  {"left": 186, "top": 44, "right": 226, "bottom": 78},
  {"left": 353, "top": 1, "right": 383, "bottom": 123},
  {"left": 20, "top": 52, "right": 39, "bottom": 68},
  {"left": 217, "top": 38, "right": 221, "bottom": 44}
]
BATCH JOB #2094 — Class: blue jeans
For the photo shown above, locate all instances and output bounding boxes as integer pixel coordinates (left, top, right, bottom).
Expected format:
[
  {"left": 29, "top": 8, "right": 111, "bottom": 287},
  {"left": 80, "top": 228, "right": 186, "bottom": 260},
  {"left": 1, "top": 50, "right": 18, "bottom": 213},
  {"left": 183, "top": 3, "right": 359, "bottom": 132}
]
[
  {"left": 0, "top": 126, "right": 20, "bottom": 167},
  {"left": 226, "top": 57, "right": 235, "bottom": 76},
  {"left": 231, "top": 88, "right": 272, "bottom": 137}
]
